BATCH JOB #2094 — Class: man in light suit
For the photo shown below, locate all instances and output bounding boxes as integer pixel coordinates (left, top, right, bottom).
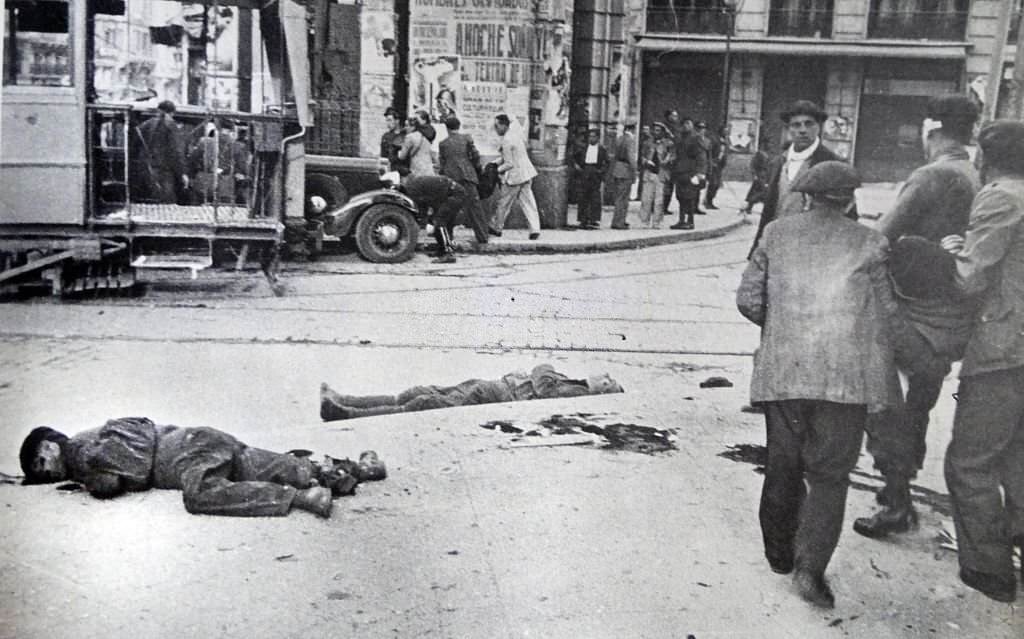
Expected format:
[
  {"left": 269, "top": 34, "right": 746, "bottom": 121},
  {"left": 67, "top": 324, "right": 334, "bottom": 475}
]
[
  {"left": 490, "top": 114, "right": 541, "bottom": 240},
  {"left": 439, "top": 115, "right": 489, "bottom": 244},
  {"left": 610, "top": 122, "right": 638, "bottom": 229}
]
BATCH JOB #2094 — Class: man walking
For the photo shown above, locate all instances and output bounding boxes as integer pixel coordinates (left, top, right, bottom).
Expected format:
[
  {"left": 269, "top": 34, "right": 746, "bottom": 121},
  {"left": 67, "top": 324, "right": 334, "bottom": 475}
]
[
  {"left": 439, "top": 115, "right": 489, "bottom": 244},
  {"left": 748, "top": 100, "right": 848, "bottom": 257},
  {"left": 491, "top": 114, "right": 541, "bottom": 240},
  {"left": 854, "top": 95, "right": 981, "bottom": 539},
  {"left": 669, "top": 117, "right": 707, "bottom": 231},
  {"left": 610, "top": 122, "right": 638, "bottom": 229},
  {"left": 737, "top": 161, "right": 901, "bottom": 609},
  {"left": 939, "top": 120, "right": 1024, "bottom": 603},
  {"left": 573, "top": 128, "right": 609, "bottom": 229}
]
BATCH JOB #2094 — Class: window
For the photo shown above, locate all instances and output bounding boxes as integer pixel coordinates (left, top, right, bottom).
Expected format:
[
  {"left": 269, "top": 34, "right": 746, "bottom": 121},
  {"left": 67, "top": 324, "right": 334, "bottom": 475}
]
[{"left": 3, "top": 0, "right": 73, "bottom": 87}]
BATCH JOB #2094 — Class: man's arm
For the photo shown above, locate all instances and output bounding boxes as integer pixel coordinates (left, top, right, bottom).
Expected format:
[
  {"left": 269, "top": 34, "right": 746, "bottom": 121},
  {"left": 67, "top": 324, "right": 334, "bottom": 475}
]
[
  {"left": 467, "top": 137, "right": 481, "bottom": 172},
  {"left": 953, "top": 187, "right": 1024, "bottom": 296},
  {"left": 397, "top": 133, "right": 415, "bottom": 160},
  {"left": 737, "top": 243, "right": 769, "bottom": 326},
  {"left": 868, "top": 238, "right": 907, "bottom": 342},
  {"left": 691, "top": 138, "right": 708, "bottom": 175},
  {"left": 437, "top": 140, "right": 448, "bottom": 176},
  {"left": 875, "top": 172, "right": 930, "bottom": 242}
]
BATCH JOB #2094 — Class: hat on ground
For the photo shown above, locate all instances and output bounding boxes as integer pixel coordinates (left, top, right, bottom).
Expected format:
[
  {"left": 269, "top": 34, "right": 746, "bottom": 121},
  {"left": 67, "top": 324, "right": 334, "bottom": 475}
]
[
  {"left": 781, "top": 100, "right": 827, "bottom": 124},
  {"left": 19, "top": 426, "right": 68, "bottom": 485},
  {"left": 978, "top": 120, "right": 1024, "bottom": 172},
  {"left": 791, "top": 161, "right": 861, "bottom": 196}
]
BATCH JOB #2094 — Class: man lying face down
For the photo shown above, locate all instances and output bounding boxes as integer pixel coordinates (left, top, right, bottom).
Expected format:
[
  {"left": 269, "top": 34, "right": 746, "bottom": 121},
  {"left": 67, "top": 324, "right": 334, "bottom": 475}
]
[
  {"left": 320, "top": 364, "right": 624, "bottom": 422},
  {"left": 19, "top": 417, "right": 386, "bottom": 518}
]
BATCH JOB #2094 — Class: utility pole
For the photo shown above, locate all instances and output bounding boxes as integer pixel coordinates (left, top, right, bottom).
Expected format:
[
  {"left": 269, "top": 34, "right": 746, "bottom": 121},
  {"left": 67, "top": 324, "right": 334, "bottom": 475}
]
[
  {"left": 1012, "top": 8, "right": 1024, "bottom": 119},
  {"left": 983, "top": 0, "right": 1013, "bottom": 122}
]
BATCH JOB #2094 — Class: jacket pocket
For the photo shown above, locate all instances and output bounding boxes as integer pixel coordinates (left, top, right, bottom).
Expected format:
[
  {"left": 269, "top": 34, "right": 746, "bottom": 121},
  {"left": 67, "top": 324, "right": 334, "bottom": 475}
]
[{"left": 967, "top": 301, "right": 1023, "bottom": 366}]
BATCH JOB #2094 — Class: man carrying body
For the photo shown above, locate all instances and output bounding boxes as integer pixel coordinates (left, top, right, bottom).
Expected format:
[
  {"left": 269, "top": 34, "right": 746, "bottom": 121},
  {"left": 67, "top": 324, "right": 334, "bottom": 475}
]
[
  {"left": 573, "top": 129, "right": 609, "bottom": 229},
  {"left": 320, "top": 364, "right": 623, "bottom": 421},
  {"left": 854, "top": 95, "right": 981, "bottom": 539},
  {"left": 669, "top": 117, "right": 707, "bottom": 231},
  {"left": 490, "top": 114, "right": 541, "bottom": 240},
  {"left": 137, "top": 100, "right": 188, "bottom": 204},
  {"left": 439, "top": 115, "right": 489, "bottom": 244},
  {"left": 737, "top": 161, "right": 902, "bottom": 609},
  {"left": 748, "top": 100, "right": 849, "bottom": 257},
  {"left": 19, "top": 417, "right": 387, "bottom": 518},
  {"left": 610, "top": 122, "right": 638, "bottom": 230}
]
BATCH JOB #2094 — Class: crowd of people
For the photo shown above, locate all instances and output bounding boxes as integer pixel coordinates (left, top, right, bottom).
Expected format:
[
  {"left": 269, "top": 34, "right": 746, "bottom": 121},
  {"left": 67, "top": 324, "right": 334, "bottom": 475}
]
[{"left": 739, "top": 95, "right": 1024, "bottom": 608}]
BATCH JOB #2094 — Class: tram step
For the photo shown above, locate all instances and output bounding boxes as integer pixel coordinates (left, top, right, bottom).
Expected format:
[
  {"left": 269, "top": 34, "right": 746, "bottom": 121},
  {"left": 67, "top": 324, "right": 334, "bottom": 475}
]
[{"left": 131, "top": 254, "right": 213, "bottom": 279}]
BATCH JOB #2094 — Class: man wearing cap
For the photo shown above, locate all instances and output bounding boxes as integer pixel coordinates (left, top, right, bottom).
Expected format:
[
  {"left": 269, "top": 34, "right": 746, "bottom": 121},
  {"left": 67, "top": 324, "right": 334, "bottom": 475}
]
[
  {"left": 639, "top": 122, "right": 676, "bottom": 229},
  {"left": 610, "top": 123, "right": 638, "bottom": 230},
  {"left": 18, "top": 417, "right": 388, "bottom": 519},
  {"left": 938, "top": 120, "right": 1024, "bottom": 603},
  {"left": 572, "top": 129, "right": 609, "bottom": 229},
  {"left": 320, "top": 364, "right": 624, "bottom": 421},
  {"left": 748, "top": 100, "right": 849, "bottom": 257},
  {"left": 737, "top": 161, "right": 901, "bottom": 609},
  {"left": 854, "top": 95, "right": 981, "bottom": 540},
  {"left": 669, "top": 117, "right": 708, "bottom": 231}
]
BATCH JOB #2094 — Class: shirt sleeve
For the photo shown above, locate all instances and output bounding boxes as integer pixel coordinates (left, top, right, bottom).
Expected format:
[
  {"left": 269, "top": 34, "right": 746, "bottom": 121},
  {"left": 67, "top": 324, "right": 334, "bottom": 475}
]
[{"left": 955, "top": 186, "right": 1024, "bottom": 296}]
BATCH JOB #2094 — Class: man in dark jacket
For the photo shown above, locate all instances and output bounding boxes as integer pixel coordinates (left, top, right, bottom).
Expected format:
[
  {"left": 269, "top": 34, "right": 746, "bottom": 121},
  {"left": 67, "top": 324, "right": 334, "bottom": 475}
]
[
  {"left": 439, "top": 115, "right": 488, "bottom": 244},
  {"left": 939, "top": 120, "right": 1024, "bottom": 603},
  {"left": 854, "top": 95, "right": 981, "bottom": 539},
  {"left": 573, "top": 129, "right": 609, "bottom": 229},
  {"left": 747, "top": 100, "right": 850, "bottom": 257},
  {"left": 137, "top": 100, "right": 188, "bottom": 203},
  {"left": 669, "top": 117, "right": 708, "bottom": 230},
  {"left": 18, "top": 417, "right": 387, "bottom": 518},
  {"left": 398, "top": 174, "right": 466, "bottom": 263},
  {"left": 321, "top": 364, "right": 624, "bottom": 421},
  {"left": 380, "top": 106, "right": 406, "bottom": 173},
  {"left": 703, "top": 124, "right": 728, "bottom": 210}
]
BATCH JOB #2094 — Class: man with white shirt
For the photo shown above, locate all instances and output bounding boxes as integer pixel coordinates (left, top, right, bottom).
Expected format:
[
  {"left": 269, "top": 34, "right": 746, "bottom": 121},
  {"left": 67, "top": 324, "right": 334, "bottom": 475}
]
[
  {"left": 490, "top": 114, "right": 542, "bottom": 240},
  {"left": 573, "top": 128, "right": 610, "bottom": 229},
  {"left": 748, "top": 100, "right": 851, "bottom": 258}
]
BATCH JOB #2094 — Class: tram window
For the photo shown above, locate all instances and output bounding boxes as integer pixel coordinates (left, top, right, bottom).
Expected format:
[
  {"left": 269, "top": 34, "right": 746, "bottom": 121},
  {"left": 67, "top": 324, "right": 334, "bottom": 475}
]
[{"left": 3, "top": 0, "right": 73, "bottom": 87}]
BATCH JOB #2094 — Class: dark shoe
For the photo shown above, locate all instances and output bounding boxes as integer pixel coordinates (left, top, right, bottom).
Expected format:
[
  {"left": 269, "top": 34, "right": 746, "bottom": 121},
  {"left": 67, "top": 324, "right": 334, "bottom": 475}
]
[
  {"left": 529, "top": 232, "right": 541, "bottom": 240},
  {"left": 696, "top": 209, "right": 707, "bottom": 215},
  {"left": 959, "top": 567, "right": 1016, "bottom": 603},
  {"left": 292, "top": 486, "right": 333, "bottom": 518},
  {"left": 669, "top": 223, "right": 688, "bottom": 230},
  {"left": 853, "top": 505, "right": 919, "bottom": 539},
  {"left": 357, "top": 450, "right": 388, "bottom": 481},
  {"left": 793, "top": 570, "right": 835, "bottom": 609},
  {"left": 681, "top": 222, "right": 694, "bottom": 230},
  {"left": 768, "top": 558, "right": 794, "bottom": 575},
  {"left": 705, "top": 203, "right": 719, "bottom": 210},
  {"left": 488, "top": 228, "right": 503, "bottom": 237},
  {"left": 432, "top": 253, "right": 457, "bottom": 264}
]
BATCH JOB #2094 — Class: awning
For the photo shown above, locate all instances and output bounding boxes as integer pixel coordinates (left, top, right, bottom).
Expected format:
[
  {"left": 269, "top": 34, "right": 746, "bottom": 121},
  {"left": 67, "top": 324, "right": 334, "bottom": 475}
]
[
  {"left": 634, "top": 35, "right": 969, "bottom": 60},
  {"left": 280, "top": 0, "right": 310, "bottom": 127}
]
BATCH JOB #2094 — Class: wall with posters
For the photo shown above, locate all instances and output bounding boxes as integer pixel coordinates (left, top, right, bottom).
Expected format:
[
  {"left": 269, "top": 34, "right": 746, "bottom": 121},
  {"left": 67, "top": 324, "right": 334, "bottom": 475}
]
[{"left": 359, "top": 0, "right": 398, "bottom": 158}]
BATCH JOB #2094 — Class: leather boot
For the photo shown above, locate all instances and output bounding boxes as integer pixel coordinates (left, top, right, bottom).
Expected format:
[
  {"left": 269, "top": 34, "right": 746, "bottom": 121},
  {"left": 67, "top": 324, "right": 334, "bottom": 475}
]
[{"left": 853, "top": 475, "right": 918, "bottom": 538}]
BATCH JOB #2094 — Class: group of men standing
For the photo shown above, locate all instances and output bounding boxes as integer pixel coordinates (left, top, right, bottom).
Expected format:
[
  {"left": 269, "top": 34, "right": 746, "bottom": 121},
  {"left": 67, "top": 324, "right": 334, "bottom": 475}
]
[{"left": 739, "top": 95, "right": 1024, "bottom": 608}]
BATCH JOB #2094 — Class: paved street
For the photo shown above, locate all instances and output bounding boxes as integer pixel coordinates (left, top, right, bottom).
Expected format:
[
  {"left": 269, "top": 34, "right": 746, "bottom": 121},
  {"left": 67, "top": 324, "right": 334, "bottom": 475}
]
[{"left": 0, "top": 208, "right": 1021, "bottom": 638}]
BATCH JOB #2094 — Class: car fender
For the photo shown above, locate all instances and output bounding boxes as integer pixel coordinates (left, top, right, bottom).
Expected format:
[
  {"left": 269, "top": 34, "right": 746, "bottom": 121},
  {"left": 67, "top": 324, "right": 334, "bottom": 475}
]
[{"left": 322, "top": 188, "right": 418, "bottom": 237}]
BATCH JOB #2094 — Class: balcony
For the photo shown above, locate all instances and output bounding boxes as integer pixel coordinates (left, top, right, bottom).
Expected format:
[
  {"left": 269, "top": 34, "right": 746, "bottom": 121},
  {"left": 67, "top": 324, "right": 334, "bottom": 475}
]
[
  {"left": 646, "top": 4, "right": 732, "bottom": 35},
  {"left": 768, "top": 3, "right": 833, "bottom": 38},
  {"left": 868, "top": 4, "right": 968, "bottom": 41}
]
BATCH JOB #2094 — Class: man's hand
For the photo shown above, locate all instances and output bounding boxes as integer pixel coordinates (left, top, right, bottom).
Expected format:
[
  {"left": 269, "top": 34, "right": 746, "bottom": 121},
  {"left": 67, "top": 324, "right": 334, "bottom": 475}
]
[{"left": 941, "top": 234, "right": 965, "bottom": 255}]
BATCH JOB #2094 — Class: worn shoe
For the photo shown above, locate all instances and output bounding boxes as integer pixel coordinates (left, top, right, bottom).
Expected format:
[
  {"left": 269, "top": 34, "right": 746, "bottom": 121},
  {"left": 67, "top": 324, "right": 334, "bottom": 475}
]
[
  {"left": 959, "top": 567, "right": 1016, "bottom": 603},
  {"left": 670, "top": 223, "right": 688, "bottom": 230},
  {"left": 768, "top": 558, "right": 794, "bottom": 575},
  {"left": 357, "top": 450, "right": 388, "bottom": 481},
  {"left": 696, "top": 209, "right": 707, "bottom": 215},
  {"left": 488, "top": 228, "right": 503, "bottom": 237},
  {"left": 853, "top": 505, "right": 918, "bottom": 539},
  {"left": 292, "top": 486, "right": 333, "bottom": 518},
  {"left": 432, "top": 253, "right": 457, "bottom": 264},
  {"left": 611, "top": 224, "right": 630, "bottom": 230},
  {"left": 529, "top": 232, "right": 541, "bottom": 240},
  {"left": 793, "top": 569, "right": 835, "bottom": 609}
]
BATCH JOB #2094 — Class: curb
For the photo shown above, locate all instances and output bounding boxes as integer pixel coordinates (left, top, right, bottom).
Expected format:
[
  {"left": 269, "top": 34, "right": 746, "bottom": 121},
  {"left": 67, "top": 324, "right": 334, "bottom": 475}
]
[{"left": 455, "top": 217, "right": 749, "bottom": 255}]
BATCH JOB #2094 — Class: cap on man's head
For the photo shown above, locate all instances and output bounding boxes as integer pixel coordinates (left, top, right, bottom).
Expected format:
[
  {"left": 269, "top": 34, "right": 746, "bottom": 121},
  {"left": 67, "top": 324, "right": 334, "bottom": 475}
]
[
  {"left": 696, "top": 120, "right": 707, "bottom": 129},
  {"left": 978, "top": 120, "right": 1024, "bottom": 173},
  {"left": 790, "top": 160, "right": 861, "bottom": 197},
  {"left": 157, "top": 100, "right": 176, "bottom": 114},
  {"left": 653, "top": 121, "right": 674, "bottom": 138},
  {"left": 781, "top": 100, "right": 827, "bottom": 124},
  {"left": 19, "top": 426, "right": 68, "bottom": 485}
]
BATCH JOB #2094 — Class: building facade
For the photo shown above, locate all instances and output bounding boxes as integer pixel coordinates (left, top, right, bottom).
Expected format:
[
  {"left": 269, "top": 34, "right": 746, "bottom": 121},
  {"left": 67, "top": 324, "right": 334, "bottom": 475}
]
[{"left": 627, "top": 0, "right": 1020, "bottom": 182}]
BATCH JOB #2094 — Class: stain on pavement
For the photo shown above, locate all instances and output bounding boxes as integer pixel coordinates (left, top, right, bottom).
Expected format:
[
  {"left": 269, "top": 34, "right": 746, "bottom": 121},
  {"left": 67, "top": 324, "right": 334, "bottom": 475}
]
[{"left": 481, "top": 413, "right": 676, "bottom": 455}]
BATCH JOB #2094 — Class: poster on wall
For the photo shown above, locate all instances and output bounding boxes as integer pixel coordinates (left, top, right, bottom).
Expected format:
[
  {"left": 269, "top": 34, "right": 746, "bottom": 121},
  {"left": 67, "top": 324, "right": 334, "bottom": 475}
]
[
  {"left": 541, "top": 23, "right": 571, "bottom": 126},
  {"left": 411, "top": 55, "right": 461, "bottom": 120},
  {"left": 360, "top": 0, "right": 396, "bottom": 158},
  {"left": 461, "top": 81, "right": 508, "bottom": 155},
  {"left": 728, "top": 118, "right": 758, "bottom": 154}
]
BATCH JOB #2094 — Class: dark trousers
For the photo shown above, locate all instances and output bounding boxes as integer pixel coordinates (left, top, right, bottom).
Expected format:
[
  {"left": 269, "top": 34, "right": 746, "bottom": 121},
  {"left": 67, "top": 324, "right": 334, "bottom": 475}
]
[
  {"left": 455, "top": 179, "right": 489, "bottom": 243},
  {"left": 611, "top": 177, "right": 632, "bottom": 228},
  {"left": 429, "top": 185, "right": 466, "bottom": 252},
  {"left": 577, "top": 171, "right": 603, "bottom": 226},
  {"left": 674, "top": 179, "right": 700, "bottom": 225},
  {"left": 661, "top": 179, "right": 675, "bottom": 214},
  {"left": 945, "top": 366, "right": 1024, "bottom": 578},
  {"left": 866, "top": 326, "right": 952, "bottom": 478},
  {"left": 760, "top": 400, "right": 866, "bottom": 574},
  {"left": 704, "top": 167, "right": 722, "bottom": 205}
]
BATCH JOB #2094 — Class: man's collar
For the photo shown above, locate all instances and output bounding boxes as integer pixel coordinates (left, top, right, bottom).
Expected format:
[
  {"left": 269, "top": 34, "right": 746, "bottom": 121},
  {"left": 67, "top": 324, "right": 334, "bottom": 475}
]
[
  {"left": 787, "top": 137, "right": 820, "bottom": 162},
  {"left": 930, "top": 140, "right": 970, "bottom": 164}
]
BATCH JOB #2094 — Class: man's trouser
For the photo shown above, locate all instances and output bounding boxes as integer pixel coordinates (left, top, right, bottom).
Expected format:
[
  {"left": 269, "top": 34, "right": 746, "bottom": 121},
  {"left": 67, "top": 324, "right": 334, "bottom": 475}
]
[
  {"left": 456, "top": 178, "right": 489, "bottom": 243},
  {"left": 174, "top": 427, "right": 316, "bottom": 517},
  {"left": 429, "top": 184, "right": 465, "bottom": 253},
  {"left": 492, "top": 180, "right": 541, "bottom": 232},
  {"left": 866, "top": 326, "right": 952, "bottom": 479},
  {"left": 945, "top": 365, "right": 1024, "bottom": 579},
  {"left": 704, "top": 167, "right": 722, "bottom": 205},
  {"left": 661, "top": 178, "right": 675, "bottom": 214},
  {"left": 639, "top": 173, "right": 659, "bottom": 226},
  {"left": 674, "top": 178, "right": 700, "bottom": 224},
  {"left": 611, "top": 177, "right": 632, "bottom": 227},
  {"left": 760, "top": 400, "right": 866, "bottom": 574},
  {"left": 576, "top": 170, "right": 603, "bottom": 226}
]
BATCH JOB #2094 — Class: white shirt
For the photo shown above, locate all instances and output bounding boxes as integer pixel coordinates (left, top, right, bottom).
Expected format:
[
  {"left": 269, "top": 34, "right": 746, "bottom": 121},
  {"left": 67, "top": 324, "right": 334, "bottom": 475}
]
[
  {"left": 785, "top": 137, "right": 820, "bottom": 181},
  {"left": 584, "top": 143, "right": 600, "bottom": 164}
]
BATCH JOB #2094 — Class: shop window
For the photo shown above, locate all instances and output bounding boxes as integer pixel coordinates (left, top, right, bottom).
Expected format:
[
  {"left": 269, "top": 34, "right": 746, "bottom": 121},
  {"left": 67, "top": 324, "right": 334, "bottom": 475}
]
[{"left": 3, "top": 0, "right": 73, "bottom": 87}]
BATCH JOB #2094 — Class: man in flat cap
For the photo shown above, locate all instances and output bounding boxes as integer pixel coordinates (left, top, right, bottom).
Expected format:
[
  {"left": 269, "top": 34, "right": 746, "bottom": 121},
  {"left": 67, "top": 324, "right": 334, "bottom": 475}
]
[
  {"left": 738, "top": 161, "right": 902, "bottom": 610},
  {"left": 939, "top": 120, "right": 1024, "bottom": 603},
  {"left": 748, "top": 100, "right": 851, "bottom": 257},
  {"left": 19, "top": 417, "right": 387, "bottom": 519},
  {"left": 855, "top": 95, "right": 982, "bottom": 539}
]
